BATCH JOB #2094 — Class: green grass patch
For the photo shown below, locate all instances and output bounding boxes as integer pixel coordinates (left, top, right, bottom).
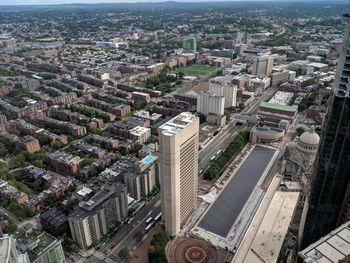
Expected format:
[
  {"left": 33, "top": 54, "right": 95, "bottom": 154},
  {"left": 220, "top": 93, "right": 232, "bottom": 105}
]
[
  {"left": 149, "top": 232, "right": 170, "bottom": 263},
  {"left": 175, "top": 64, "right": 220, "bottom": 77}
]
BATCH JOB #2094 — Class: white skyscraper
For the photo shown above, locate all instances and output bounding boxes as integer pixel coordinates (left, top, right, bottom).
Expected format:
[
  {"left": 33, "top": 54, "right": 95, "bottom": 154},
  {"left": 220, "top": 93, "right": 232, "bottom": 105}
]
[
  {"left": 158, "top": 112, "right": 199, "bottom": 237},
  {"left": 209, "top": 76, "right": 237, "bottom": 108},
  {"left": 197, "top": 92, "right": 225, "bottom": 116}
]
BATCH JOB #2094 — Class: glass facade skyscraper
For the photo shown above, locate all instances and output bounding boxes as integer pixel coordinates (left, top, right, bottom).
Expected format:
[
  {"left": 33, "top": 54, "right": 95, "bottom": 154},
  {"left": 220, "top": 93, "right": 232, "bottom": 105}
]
[{"left": 302, "top": 14, "right": 350, "bottom": 247}]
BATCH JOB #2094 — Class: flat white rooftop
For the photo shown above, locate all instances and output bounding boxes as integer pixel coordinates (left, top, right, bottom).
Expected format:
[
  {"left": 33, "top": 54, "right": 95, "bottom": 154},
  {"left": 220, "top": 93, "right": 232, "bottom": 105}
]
[
  {"left": 243, "top": 191, "right": 300, "bottom": 263},
  {"left": 308, "top": 62, "right": 328, "bottom": 69},
  {"left": 299, "top": 220, "right": 350, "bottom": 263},
  {"left": 159, "top": 112, "right": 197, "bottom": 136},
  {"left": 129, "top": 126, "right": 150, "bottom": 136}
]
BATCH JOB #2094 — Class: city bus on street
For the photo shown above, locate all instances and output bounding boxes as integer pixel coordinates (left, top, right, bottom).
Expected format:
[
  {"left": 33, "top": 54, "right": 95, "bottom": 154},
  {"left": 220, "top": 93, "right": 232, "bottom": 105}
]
[{"left": 145, "top": 217, "right": 153, "bottom": 224}]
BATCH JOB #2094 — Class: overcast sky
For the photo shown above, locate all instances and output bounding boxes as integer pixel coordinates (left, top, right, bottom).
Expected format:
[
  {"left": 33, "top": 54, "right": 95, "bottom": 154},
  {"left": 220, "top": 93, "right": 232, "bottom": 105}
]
[{"left": 0, "top": 0, "right": 333, "bottom": 5}]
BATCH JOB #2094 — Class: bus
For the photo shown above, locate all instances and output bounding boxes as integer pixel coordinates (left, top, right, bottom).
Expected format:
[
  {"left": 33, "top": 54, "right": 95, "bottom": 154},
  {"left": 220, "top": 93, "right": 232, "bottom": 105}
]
[
  {"left": 145, "top": 222, "right": 154, "bottom": 233},
  {"left": 145, "top": 217, "right": 153, "bottom": 224},
  {"left": 210, "top": 155, "right": 216, "bottom": 161},
  {"left": 216, "top": 149, "right": 222, "bottom": 156},
  {"left": 199, "top": 169, "right": 203, "bottom": 175},
  {"left": 154, "top": 212, "right": 161, "bottom": 221},
  {"left": 127, "top": 217, "right": 135, "bottom": 225}
]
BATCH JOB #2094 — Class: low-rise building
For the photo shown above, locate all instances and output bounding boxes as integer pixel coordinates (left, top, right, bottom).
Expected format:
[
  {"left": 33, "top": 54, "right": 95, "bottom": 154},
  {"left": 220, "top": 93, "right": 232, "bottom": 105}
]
[
  {"left": 0, "top": 179, "right": 29, "bottom": 205},
  {"left": 250, "top": 126, "right": 285, "bottom": 144},
  {"left": 133, "top": 110, "right": 162, "bottom": 124},
  {"left": 40, "top": 207, "right": 69, "bottom": 237},
  {"left": 206, "top": 113, "right": 226, "bottom": 127},
  {"left": 258, "top": 102, "right": 298, "bottom": 124},
  {"left": 46, "top": 151, "right": 82, "bottom": 176},
  {"left": 129, "top": 126, "right": 151, "bottom": 145},
  {"left": 131, "top": 91, "right": 151, "bottom": 102},
  {"left": 0, "top": 98, "right": 48, "bottom": 119},
  {"left": 0, "top": 132, "right": 41, "bottom": 153},
  {"left": 271, "top": 70, "right": 290, "bottom": 86},
  {"left": 36, "top": 116, "right": 87, "bottom": 136},
  {"left": 85, "top": 97, "right": 131, "bottom": 117},
  {"left": 72, "top": 141, "right": 106, "bottom": 159},
  {"left": 86, "top": 134, "right": 118, "bottom": 149},
  {"left": 8, "top": 119, "right": 68, "bottom": 145}
]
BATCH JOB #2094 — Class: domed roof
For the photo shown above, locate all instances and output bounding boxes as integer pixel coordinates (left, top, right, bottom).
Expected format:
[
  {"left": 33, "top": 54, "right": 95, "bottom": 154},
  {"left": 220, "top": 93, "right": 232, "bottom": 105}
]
[{"left": 299, "top": 126, "right": 320, "bottom": 146}]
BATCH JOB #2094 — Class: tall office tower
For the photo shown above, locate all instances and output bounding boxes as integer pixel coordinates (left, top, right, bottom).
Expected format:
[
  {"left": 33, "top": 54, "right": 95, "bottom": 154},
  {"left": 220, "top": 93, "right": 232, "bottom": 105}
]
[
  {"left": 252, "top": 55, "right": 274, "bottom": 76},
  {"left": 158, "top": 112, "right": 199, "bottom": 237},
  {"left": 197, "top": 92, "right": 225, "bottom": 116},
  {"left": 182, "top": 37, "right": 197, "bottom": 53},
  {"left": 302, "top": 14, "right": 350, "bottom": 247},
  {"left": 209, "top": 76, "right": 237, "bottom": 108}
]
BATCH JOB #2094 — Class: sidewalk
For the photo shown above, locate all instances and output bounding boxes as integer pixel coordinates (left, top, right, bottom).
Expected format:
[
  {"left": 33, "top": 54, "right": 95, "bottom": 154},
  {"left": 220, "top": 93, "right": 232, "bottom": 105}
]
[{"left": 126, "top": 225, "right": 163, "bottom": 263}]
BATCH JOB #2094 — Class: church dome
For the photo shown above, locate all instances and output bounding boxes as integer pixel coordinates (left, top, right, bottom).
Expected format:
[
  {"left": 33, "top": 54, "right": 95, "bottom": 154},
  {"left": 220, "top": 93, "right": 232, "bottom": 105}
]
[{"left": 299, "top": 126, "right": 320, "bottom": 146}]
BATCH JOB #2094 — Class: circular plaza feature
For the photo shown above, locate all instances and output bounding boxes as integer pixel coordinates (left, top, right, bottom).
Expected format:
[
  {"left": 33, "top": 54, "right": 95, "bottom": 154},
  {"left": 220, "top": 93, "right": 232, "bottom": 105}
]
[
  {"left": 184, "top": 245, "right": 207, "bottom": 263},
  {"left": 167, "top": 237, "right": 221, "bottom": 263}
]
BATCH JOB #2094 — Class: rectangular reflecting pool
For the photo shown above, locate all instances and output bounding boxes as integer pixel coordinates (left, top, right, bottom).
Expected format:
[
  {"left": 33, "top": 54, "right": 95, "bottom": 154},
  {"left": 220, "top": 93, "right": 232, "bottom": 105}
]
[{"left": 198, "top": 145, "right": 276, "bottom": 237}]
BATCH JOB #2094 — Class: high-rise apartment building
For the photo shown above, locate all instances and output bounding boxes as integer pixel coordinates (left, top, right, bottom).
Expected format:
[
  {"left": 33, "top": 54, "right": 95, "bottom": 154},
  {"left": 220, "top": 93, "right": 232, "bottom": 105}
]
[
  {"left": 69, "top": 182, "right": 128, "bottom": 248},
  {"left": 158, "top": 112, "right": 199, "bottom": 237},
  {"left": 209, "top": 76, "right": 237, "bottom": 108},
  {"left": 197, "top": 92, "right": 225, "bottom": 116},
  {"left": 302, "top": 14, "right": 350, "bottom": 247},
  {"left": 252, "top": 55, "right": 274, "bottom": 76},
  {"left": 27, "top": 232, "right": 65, "bottom": 263},
  {"left": 182, "top": 37, "right": 197, "bottom": 53},
  {"left": 124, "top": 155, "right": 157, "bottom": 201}
]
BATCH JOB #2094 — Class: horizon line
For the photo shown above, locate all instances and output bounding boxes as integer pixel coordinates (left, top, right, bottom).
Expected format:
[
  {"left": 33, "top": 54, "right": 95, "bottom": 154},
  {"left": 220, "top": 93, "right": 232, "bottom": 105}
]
[{"left": 0, "top": 0, "right": 345, "bottom": 7}]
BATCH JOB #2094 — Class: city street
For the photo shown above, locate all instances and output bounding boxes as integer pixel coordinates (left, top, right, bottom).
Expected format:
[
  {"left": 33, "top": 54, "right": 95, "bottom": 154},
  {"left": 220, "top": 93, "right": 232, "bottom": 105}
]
[
  {"left": 198, "top": 86, "right": 277, "bottom": 173},
  {"left": 81, "top": 194, "right": 161, "bottom": 263},
  {"left": 198, "top": 123, "right": 247, "bottom": 172}
]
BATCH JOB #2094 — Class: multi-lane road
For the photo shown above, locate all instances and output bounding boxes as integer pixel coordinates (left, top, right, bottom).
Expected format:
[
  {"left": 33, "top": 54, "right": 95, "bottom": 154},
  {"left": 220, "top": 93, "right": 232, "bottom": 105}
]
[
  {"left": 198, "top": 122, "right": 247, "bottom": 172},
  {"left": 198, "top": 87, "right": 277, "bottom": 173},
  {"left": 106, "top": 198, "right": 161, "bottom": 262}
]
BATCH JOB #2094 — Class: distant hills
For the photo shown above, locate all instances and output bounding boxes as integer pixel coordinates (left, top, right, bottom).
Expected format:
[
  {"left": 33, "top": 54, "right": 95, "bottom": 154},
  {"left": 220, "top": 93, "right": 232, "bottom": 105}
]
[{"left": 0, "top": 0, "right": 349, "bottom": 6}]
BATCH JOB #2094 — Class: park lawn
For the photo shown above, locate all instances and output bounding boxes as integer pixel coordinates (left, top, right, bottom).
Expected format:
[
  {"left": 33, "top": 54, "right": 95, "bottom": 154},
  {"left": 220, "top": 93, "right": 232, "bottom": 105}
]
[{"left": 176, "top": 64, "right": 220, "bottom": 76}]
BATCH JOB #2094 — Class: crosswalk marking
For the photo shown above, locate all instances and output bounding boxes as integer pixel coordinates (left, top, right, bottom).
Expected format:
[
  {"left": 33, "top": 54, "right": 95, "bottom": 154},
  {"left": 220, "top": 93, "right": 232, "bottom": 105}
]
[{"left": 94, "top": 251, "right": 106, "bottom": 260}]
